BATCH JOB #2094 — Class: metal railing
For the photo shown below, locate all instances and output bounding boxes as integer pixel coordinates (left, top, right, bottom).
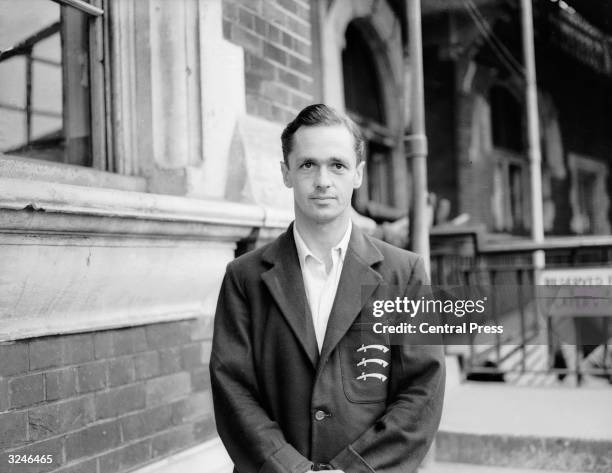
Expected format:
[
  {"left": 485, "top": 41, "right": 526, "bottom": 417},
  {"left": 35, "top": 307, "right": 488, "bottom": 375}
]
[{"left": 430, "top": 226, "right": 612, "bottom": 385}]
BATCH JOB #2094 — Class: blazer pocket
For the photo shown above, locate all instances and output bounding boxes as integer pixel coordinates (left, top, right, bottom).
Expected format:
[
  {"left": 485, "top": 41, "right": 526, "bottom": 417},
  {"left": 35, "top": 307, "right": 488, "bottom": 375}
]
[{"left": 339, "top": 325, "right": 390, "bottom": 404}]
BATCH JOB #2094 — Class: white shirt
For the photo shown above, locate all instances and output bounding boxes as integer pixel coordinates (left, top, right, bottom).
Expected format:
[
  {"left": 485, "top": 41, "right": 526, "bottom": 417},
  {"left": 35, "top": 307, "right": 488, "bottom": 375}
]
[{"left": 293, "top": 221, "right": 352, "bottom": 352}]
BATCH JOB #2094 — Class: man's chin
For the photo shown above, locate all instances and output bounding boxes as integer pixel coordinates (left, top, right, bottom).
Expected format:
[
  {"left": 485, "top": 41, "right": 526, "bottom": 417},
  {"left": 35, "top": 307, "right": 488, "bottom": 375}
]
[
  {"left": 305, "top": 209, "right": 343, "bottom": 224},
  {"left": 295, "top": 201, "right": 350, "bottom": 225}
]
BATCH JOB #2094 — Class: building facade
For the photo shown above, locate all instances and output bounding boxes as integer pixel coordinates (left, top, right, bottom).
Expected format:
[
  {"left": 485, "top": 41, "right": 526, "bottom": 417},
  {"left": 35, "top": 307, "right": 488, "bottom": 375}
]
[
  {"left": 1, "top": 0, "right": 611, "bottom": 472},
  {"left": 423, "top": 0, "right": 612, "bottom": 236}
]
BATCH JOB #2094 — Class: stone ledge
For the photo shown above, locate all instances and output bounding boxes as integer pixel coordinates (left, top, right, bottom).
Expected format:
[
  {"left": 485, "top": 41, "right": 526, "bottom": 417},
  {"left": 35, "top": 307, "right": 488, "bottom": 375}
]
[
  {"left": 0, "top": 177, "right": 273, "bottom": 232},
  {"left": 0, "top": 178, "right": 293, "bottom": 342},
  {"left": 0, "top": 228, "right": 225, "bottom": 341}
]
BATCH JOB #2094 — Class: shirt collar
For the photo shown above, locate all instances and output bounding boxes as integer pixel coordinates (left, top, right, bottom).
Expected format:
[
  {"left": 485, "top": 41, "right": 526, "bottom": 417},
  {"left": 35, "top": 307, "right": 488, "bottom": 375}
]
[{"left": 293, "top": 220, "right": 352, "bottom": 268}]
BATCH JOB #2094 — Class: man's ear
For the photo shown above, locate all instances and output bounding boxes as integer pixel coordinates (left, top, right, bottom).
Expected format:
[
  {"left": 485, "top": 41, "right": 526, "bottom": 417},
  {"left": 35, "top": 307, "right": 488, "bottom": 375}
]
[
  {"left": 280, "top": 160, "right": 293, "bottom": 188},
  {"left": 353, "top": 160, "right": 365, "bottom": 188}
]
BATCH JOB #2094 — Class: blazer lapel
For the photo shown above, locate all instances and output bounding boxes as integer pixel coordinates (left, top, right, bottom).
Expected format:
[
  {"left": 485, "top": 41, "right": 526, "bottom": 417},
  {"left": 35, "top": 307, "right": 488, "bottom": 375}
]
[
  {"left": 318, "top": 226, "right": 384, "bottom": 368},
  {"left": 261, "top": 224, "right": 319, "bottom": 368}
]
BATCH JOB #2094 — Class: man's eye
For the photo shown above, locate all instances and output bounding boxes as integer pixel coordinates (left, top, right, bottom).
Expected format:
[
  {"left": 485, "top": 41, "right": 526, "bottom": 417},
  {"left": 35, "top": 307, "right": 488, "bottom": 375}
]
[
  {"left": 302, "top": 162, "right": 312, "bottom": 169},
  {"left": 333, "top": 163, "right": 345, "bottom": 170}
]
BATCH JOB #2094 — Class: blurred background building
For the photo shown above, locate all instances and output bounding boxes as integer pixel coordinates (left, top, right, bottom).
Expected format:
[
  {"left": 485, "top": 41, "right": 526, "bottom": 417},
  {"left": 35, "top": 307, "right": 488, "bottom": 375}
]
[{"left": 0, "top": 0, "right": 610, "bottom": 472}]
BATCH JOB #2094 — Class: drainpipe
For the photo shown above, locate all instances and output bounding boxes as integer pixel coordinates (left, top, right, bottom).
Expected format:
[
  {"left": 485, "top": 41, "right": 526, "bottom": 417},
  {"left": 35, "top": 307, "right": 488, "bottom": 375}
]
[
  {"left": 405, "top": 0, "right": 430, "bottom": 276},
  {"left": 521, "top": 0, "right": 545, "bottom": 269}
]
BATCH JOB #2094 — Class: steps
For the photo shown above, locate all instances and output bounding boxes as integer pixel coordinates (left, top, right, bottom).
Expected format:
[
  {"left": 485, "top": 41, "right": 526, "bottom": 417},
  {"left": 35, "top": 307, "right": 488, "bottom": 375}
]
[
  {"left": 454, "top": 340, "right": 611, "bottom": 388},
  {"left": 422, "top": 462, "right": 589, "bottom": 473},
  {"left": 433, "top": 383, "right": 612, "bottom": 472},
  {"left": 435, "top": 431, "right": 610, "bottom": 472}
]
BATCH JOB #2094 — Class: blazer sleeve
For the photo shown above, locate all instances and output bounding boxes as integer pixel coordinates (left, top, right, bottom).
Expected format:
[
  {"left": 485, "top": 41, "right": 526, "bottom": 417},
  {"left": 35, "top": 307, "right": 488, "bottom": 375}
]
[
  {"left": 210, "top": 264, "right": 313, "bottom": 473},
  {"left": 330, "top": 256, "right": 446, "bottom": 473}
]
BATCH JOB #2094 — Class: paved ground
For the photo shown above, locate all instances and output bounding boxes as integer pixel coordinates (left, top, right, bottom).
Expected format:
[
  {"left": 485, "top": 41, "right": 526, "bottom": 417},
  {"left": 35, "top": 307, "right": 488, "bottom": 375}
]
[{"left": 440, "top": 383, "right": 612, "bottom": 440}]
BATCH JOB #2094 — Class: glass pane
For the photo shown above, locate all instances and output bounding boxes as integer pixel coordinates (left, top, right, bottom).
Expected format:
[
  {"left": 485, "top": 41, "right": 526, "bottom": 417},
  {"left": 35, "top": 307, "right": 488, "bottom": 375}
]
[
  {"left": 32, "top": 61, "right": 62, "bottom": 116},
  {"left": 577, "top": 169, "right": 597, "bottom": 234},
  {"left": 0, "top": 109, "right": 27, "bottom": 150},
  {"left": 33, "top": 33, "right": 61, "bottom": 63},
  {"left": 31, "top": 114, "right": 62, "bottom": 142},
  {"left": 0, "top": 56, "right": 26, "bottom": 108},
  {"left": 0, "top": 0, "right": 59, "bottom": 50}
]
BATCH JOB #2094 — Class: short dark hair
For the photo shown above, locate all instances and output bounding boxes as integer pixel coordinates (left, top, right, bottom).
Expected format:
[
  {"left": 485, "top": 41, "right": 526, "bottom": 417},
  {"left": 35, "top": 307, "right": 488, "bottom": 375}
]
[{"left": 281, "top": 104, "right": 365, "bottom": 166}]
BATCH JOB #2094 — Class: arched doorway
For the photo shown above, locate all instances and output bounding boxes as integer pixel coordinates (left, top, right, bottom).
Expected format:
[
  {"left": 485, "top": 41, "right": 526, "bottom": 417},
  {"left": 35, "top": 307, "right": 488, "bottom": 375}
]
[{"left": 342, "top": 19, "right": 404, "bottom": 222}]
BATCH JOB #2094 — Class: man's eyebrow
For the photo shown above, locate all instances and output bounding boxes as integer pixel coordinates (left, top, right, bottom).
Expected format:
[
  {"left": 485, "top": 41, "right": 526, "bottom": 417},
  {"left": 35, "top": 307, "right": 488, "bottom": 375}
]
[
  {"left": 294, "top": 156, "right": 315, "bottom": 164},
  {"left": 293, "top": 156, "right": 352, "bottom": 166}
]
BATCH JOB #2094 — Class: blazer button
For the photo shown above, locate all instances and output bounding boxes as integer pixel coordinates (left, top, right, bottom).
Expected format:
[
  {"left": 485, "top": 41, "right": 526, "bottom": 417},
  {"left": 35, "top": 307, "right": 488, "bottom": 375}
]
[{"left": 314, "top": 410, "right": 328, "bottom": 421}]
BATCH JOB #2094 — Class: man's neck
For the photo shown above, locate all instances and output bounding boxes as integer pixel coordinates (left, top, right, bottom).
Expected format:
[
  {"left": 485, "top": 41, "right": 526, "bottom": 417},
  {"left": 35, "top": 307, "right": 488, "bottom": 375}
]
[{"left": 294, "top": 215, "right": 350, "bottom": 266}]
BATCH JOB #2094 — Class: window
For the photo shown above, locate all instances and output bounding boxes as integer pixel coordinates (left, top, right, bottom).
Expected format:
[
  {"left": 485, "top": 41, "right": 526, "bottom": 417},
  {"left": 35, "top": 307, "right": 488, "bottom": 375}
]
[
  {"left": 568, "top": 153, "right": 611, "bottom": 235},
  {"left": 492, "top": 151, "right": 529, "bottom": 233},
  {"left": 489, "top": 85, "right": 529, "bottom": 233},
  {"left": 0, "top": 0, "right": 107, "bottom": 168}
]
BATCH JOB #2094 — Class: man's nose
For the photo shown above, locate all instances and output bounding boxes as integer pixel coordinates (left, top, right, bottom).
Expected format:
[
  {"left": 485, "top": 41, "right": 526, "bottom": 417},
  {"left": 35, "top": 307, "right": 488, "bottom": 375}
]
[{"left": 314, "top": 167, "right": 331, "bottom": 188}]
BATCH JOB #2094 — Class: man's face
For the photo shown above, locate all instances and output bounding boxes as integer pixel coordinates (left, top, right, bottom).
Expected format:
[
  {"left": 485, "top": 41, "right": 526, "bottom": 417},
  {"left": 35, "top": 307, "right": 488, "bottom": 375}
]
[{"left": 281, "top": 125, "right": 364, "bottom": 226}]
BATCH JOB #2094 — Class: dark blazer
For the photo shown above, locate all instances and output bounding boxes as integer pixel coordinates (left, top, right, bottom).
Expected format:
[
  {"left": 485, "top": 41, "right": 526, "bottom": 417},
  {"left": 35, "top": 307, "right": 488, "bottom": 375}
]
[{"left": 210, "top": 223, "right": 445, "bottom": 473}]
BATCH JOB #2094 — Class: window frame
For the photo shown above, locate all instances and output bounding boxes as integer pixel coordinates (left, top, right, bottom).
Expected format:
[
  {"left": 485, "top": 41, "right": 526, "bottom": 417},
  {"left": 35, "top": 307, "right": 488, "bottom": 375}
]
[
  {"left": 53, "top": 0, "right": 103, "bottom": 16},
  {"left": 568, "top": 153, "right": 611, "bottom": 235},
  {"left": 492, "top": 148, "right": 530, "bottom": 234}
]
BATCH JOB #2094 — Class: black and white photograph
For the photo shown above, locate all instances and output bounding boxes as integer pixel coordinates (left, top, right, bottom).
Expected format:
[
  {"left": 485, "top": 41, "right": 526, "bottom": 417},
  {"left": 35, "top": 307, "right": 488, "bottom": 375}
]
[{"left": 0, "top": 1, "right": 611, "bottom": 473}]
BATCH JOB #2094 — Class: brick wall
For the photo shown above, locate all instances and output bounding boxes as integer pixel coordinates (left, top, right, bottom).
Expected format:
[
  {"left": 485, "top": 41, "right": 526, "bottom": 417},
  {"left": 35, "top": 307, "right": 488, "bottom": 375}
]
[
  {"left": 222, "top": 0, "right": 315, "bottom": 123},
  {"left": 0, "top": 319, "right": 214, "bottom": 473}
]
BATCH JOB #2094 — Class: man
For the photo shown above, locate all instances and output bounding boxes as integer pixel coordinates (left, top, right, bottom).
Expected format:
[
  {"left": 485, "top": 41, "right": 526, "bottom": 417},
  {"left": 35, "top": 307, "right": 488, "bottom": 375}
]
[{"left": 210, "top": 104, "right": 445, "bottom": 473}]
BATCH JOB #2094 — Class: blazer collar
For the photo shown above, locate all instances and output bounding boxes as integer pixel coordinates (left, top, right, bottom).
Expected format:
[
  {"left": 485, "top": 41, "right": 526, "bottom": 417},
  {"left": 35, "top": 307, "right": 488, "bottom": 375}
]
[
  {"left": 262, "top": 223, "right": 319, "bottom": 368},
  {"left": 262, "top": 221, "right": 384, "bottom": 370}
]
